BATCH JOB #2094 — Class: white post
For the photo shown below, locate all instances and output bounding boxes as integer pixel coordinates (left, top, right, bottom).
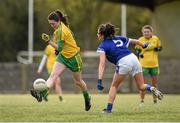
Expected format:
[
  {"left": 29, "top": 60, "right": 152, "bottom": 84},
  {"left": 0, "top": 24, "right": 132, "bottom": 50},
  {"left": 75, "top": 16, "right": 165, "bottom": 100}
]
[
  {"left": 28, "top": 0, "right": 34, "bottom": 64},
  {"left": 121, "top": 4, "right": 127, "bottom": 37}
]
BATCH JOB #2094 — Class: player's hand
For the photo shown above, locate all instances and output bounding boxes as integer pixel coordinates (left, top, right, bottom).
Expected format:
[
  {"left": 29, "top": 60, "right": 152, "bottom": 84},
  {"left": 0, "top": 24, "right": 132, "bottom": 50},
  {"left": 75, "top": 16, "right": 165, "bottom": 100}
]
[
  {"left": 154, "top": 46, "right": 162, "bottom": 52},
  {"left": 142, "top": 42, "right": 149, "bottom": 49},
  {"left": 97, "top": 79, "right": 104, "bottom": 91},
  {"left": 42, "top": 33, "right": 50, "bottom": 43}
]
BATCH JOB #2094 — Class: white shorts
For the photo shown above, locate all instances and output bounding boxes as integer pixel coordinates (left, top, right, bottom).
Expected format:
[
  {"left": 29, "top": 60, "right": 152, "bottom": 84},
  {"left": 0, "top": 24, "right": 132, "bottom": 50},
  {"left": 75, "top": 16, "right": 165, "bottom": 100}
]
[{"left": 116, "top": 53, "right": 142, "bottom": 77}]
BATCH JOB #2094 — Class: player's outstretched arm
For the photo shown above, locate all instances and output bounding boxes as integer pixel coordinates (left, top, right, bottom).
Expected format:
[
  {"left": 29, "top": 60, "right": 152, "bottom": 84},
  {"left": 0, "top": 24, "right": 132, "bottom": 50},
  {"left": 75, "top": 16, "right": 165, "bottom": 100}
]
[
  {"left": 37, "top": 54, "right": 47, "bottom": 74},
  {"left": 97, "top": 52, "right": 106, "bottom": 91},
  {"left": 130, "top": 39, "right": 148, "bottom": 48}
]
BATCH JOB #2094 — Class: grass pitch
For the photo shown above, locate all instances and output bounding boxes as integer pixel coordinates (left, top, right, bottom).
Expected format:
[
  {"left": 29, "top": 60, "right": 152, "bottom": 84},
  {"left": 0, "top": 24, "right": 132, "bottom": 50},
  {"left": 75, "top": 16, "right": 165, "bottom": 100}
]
[{"left": 0, "top": 94, "right": 180, "bottom": 122}]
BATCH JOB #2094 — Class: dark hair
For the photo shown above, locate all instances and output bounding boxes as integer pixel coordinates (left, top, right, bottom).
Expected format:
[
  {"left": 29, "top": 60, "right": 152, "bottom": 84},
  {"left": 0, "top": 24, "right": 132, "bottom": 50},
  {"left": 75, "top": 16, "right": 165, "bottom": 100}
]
[
  {"left": 48, "top": 10, "right": 69, "bottom": 26},
  {"left": 98, "top": 23, "right": 115, "bottom": 38}
]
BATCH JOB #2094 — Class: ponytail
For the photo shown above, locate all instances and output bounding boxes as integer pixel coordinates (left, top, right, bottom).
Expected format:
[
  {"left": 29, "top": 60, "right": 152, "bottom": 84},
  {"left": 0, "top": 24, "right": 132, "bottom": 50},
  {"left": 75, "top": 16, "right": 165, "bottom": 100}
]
[
  {"left": 55, "top": 10, "right": 69, "bottom": 26},
  {"left": 98, "top": 23, "right": 115, "bottom": 38}
]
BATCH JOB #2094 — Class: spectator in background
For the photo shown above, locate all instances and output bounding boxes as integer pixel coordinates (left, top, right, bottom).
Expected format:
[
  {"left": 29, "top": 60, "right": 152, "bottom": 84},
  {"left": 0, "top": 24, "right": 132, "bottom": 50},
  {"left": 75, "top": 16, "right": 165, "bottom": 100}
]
[
  {"left": 135, "top": 25, "right": 162, "bottom": 104},
  {"left": 37, "top": 44, "right": 64, "bottom": 102}
]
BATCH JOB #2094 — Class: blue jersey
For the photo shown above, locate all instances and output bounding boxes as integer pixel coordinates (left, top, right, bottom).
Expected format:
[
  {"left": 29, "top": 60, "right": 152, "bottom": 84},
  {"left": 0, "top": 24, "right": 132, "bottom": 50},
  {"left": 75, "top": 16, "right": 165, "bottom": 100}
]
[{"left": 97, "top": 36, "right": 132, "bottom": 65}]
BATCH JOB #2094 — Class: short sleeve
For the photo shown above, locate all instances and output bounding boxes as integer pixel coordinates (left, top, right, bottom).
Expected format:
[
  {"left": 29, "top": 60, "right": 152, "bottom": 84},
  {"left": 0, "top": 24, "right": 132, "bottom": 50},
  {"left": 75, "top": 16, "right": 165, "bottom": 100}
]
[
  {"left": 156, "top": 37, "right": 161, "bottom": 47},
  {"left": 97, "top": 43, "right": 106, "bottom": 53},
  {"left": 116, "top": 36, "right": 130, "bottom": 47},
  {"left": 135, "top": 37, "right": 143, "bottom": 50}
]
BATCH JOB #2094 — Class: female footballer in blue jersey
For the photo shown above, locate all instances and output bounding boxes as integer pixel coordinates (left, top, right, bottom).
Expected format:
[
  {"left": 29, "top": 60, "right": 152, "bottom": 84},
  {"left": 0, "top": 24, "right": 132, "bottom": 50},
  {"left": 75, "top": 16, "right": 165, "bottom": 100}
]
[{"left": 96, "top": 23, "right": 163, "bottom": 113}]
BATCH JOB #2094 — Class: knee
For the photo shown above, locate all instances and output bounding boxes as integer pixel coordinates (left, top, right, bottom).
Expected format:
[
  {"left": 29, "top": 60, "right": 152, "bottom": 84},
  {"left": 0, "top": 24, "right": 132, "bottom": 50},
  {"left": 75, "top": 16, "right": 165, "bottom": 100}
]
[
  {"left": 73, "top": 76, "right": 81, "bottom": 85},
  {"left": 111, "top": 81, "right": 119, "bottom": 88},
  {"left": 55, "top": 80, "right": 60, "bottom": 86},
  {"left": 74, "top": 80, "right": 83, "bottom": 87},
  {"left": 49, "top": 73, "right": 58, "bottom": 81},
  {"left": 152, "top": 82, "right": 157, "bottom": 87},
  {"left": 139, "top": 85, "right": 145, "bottom": 91},
  {"left": 73, "top": 77, "right": 81, "bottom": 85}
]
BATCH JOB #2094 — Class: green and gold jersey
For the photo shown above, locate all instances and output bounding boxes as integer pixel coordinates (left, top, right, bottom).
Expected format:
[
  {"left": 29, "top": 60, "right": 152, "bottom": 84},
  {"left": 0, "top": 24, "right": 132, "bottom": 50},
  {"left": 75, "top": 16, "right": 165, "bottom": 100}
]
[
  {"left": 135, "top": 36, "right": 161, "bottom": 68},
  {"left": 53, "top": 22, "right": 80, "bottom": 58}
]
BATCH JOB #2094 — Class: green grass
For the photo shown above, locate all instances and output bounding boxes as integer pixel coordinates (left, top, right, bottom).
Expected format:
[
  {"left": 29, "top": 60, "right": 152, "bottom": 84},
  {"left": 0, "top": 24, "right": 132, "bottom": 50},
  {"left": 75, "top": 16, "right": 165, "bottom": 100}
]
[{"left": 0, "top": 94, "right": 180, "bottom": 122}]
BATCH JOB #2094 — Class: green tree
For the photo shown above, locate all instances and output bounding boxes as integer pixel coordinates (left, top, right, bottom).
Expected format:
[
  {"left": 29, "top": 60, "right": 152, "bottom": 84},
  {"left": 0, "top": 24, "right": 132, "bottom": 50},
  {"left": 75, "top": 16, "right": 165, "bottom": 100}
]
[
  {"left": 0, "top": 0, "right": 28, "bottom": 61},
  {"left": 0, "top": 0, "right": 151, "bottom": 62}
]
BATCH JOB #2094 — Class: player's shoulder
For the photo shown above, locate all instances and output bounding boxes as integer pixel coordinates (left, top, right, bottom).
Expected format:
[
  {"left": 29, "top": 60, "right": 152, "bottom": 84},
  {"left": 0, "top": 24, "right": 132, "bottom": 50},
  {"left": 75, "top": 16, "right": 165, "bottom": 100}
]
[
  {"left": 99, "top": 38, "right": 112, "bottom": 48},
  {"left": 152, "top": 35, "right": 160, "bottom": 40},
  {"left": 61, "top": 22, "right": 66, "bottom": 30},
  {"left": 115, "top": 35, "right": 126, "bottom": 39},
  {"left": 54, "top": 28, "right": 61, "bottom": 37},
  {"left": 54, "top": 29, "right": 58, "bottom": 35},
  {"left": 55, "top": 22, "right": 65, "bottom": 34},
  {"left": 114, "top": 36, "right": 128, "bottom": 42},
  {"left": 61, "top": 22, "right": 70, "bottom": 32},
  {"left": 138, "top": 36, "right": 145, "bottom": 41}
]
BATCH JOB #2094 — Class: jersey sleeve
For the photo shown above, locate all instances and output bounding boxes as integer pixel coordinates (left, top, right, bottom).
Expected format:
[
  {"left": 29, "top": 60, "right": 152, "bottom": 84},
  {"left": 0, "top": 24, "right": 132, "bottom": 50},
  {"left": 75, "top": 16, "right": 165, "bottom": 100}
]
[
  {"left": 117, "top": 36, "right": 130, "bottom": 47},
  {"left": 97, "top": 42, "right": 106, "bottom": 53},
  {"left": 135, "top": 37, "right": 142, "bottom": 50},
  {"left": 156, "top": 36, "right": 161, "bottom": 47},
  {"left": 125, "top": 37, "right": 130, "bottom": 47}
]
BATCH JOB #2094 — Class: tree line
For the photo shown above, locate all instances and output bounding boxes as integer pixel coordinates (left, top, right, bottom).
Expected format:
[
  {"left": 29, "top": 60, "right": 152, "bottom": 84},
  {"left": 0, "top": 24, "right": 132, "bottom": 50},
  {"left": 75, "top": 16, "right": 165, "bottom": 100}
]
[{"left": 0, "top": 0, "right": 151, "bottom": 62}]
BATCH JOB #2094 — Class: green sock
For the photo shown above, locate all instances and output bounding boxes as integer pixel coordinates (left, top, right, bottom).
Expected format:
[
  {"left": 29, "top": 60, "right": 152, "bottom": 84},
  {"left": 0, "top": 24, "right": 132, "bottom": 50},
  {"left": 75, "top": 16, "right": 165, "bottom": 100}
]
[
  {"left": 59, "top": 95, "right": 63, "bottom": 101},
  {"left": 83, "top": 91, "right": 90, "bottom": 100},
  {"left": 40, "top": 89, "right": 48, "bottom": 101}
]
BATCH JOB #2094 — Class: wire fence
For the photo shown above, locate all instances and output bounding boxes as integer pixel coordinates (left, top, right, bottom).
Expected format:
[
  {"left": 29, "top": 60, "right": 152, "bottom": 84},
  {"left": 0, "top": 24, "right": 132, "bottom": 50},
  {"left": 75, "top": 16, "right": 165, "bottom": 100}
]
[{"left": 0, "top": 56, "right": 180, "bottom": 94}]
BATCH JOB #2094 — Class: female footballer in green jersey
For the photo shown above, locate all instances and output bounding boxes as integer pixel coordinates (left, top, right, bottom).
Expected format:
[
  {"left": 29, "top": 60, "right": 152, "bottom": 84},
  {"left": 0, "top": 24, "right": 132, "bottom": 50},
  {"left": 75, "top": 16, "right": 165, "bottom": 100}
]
[
  {"left": 31, "top": 10, "right": 91, "bottom": 111},
  {"left": 135, "top": 25, "right": 162, "bottom": 104}
]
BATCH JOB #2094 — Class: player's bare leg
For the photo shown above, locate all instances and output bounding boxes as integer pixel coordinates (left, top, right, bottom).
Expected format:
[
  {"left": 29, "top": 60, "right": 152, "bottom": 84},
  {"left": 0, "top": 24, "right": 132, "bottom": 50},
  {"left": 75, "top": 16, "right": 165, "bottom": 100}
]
[
  {"left": 139, "top": 74, "right": 147, "bottom": 104},
  {"left": 135, "top": 72, "right": 163, "bottom": 101},
  {"left": 151, "top": 75, "right": 158, "bottom": 103},
  {"left": 44, "top": 62, "right": 66, "bottom": 101},
  {"left": 54, "top": 77, "right": 64, "bottom": 102},
  {"left": 103, "top": 73, "right": 125, "bottom": 113},
  {"left": 72, "top": 72, "right": 91, "bottom": 111}
]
